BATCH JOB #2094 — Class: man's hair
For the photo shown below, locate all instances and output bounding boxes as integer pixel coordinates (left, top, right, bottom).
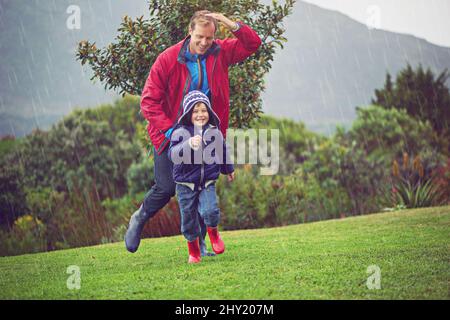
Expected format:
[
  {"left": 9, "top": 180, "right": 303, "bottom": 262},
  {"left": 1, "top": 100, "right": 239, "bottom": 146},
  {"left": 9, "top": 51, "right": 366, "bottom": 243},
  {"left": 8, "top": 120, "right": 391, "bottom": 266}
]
[{"left": 189, "top": 10, "right": 218, "bottom": 33}]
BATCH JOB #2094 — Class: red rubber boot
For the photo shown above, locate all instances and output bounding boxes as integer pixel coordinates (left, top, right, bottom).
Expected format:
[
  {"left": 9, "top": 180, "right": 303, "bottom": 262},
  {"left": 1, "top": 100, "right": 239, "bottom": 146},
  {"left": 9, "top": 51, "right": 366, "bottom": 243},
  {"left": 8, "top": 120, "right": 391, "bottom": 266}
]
[
  {"left": 187, "top": 238, "right": 201, "bottom": 264},
  {"left": 207, "top": 227, "right": 225, "bottom": 254}
]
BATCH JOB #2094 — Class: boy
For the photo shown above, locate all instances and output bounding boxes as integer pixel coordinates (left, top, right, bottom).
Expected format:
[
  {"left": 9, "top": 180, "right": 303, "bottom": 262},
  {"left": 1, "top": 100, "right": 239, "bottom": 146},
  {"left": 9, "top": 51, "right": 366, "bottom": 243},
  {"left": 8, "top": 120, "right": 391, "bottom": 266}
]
[{"left": 168, "top": 90, "right": 234, "bottom": 263}]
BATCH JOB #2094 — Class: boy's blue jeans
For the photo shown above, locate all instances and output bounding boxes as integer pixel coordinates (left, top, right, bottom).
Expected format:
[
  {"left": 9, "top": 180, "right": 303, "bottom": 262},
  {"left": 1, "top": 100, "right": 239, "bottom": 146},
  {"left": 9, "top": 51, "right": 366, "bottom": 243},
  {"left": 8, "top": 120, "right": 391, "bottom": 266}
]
[
  {"left": 176, "top": 183, "right": 221, "bottom": 242},
  {"left": 141, "top": 147, "right": 208, "bottom": 243}
]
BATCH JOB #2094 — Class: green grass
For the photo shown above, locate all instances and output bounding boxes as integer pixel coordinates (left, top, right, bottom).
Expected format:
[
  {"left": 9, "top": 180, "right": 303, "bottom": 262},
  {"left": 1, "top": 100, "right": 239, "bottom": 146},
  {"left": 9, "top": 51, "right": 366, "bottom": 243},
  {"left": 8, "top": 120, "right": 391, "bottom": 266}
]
[{"left": 1, "top": 206, "right": 449, "bottom": 299}]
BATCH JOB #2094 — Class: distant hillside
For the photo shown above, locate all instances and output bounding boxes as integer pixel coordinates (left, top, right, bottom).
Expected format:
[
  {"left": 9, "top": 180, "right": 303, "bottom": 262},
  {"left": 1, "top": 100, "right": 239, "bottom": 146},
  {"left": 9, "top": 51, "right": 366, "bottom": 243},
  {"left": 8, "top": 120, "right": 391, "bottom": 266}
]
[
  {"left": 0, "top": 0, "right": 148, "bottom": 136},
  {"left": 1, "top": 0, "right": 450, "bottom": 136},
  {"left": 262, "top": 1, "right": 450, "bottom": 134}
]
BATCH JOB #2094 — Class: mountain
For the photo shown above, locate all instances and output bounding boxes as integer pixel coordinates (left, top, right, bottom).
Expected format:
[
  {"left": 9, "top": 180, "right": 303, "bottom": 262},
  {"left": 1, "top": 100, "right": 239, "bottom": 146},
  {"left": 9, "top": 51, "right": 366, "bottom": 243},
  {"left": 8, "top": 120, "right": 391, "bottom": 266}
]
[
  {"left": 1, "top": 0, "right": 450, "bottom": 137},
  {"left": 261, "top": 1, "right": 450, "bottom": 134},
  {"left": 0, "top": 0, "right": 148, "bottom": 136}
]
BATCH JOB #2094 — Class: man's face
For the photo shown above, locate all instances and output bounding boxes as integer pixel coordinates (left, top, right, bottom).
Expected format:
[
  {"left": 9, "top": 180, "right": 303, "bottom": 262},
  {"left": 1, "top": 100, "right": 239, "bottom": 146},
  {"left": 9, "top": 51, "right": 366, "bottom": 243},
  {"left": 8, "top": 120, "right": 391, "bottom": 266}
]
[
  {"left": 189, "top": 22, "right": 215, "bottom": 55},
  {"left": 191, "top": 103, "right": 209, "bottom": 127}
]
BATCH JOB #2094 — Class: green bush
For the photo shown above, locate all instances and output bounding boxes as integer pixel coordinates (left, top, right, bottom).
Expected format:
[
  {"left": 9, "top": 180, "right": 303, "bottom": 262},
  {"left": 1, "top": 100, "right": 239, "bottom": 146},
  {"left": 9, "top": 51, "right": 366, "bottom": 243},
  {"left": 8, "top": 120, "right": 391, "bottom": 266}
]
[
  {"left": 302, "top": 134, "right": 386, "bottom": 215},
  {"left": 127, "top": 153, "right": 155, "bottom": 195},
  {"left": 349, "top": 105, "right": 440, "bottom": 161},
  {"left": 216, "top": 166, "right": 351, "bottom": 230},
  {"left": 81, "top": 95, "right": 142, "bottom": 141},
  {"left": 433, "top": 158, "right": 450, "bottom": 205},
  {"left": 0, "top": 215, "right": 47, "bottom": 256},
  {"left": 296, "top": 169, "right": 352, "bottom": 221},
  {"left": 217, "top": 167, "right": 301, "bottom": 229},
  {"left": 0, "top": 153, "right": 26, "bottom": 227},
  {"left": 252, "top": 115, "right": 322, "bottom": 167},
  {"left": 381, "top": 153, "right": 446, "bottom": 209},
  {"left": 300, "top": 106, "right": 447, "bottom": 215},
  {"left": 102, "top": 194, "right": 140, "bottom": 231}
]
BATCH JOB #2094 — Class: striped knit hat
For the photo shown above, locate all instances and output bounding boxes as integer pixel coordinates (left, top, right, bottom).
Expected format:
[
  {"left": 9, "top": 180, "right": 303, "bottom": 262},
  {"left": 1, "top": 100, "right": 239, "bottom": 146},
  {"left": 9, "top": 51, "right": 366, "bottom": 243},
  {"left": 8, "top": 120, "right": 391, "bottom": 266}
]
[{"left": 178, "top": 90, "right": 220, "bottom": 126}]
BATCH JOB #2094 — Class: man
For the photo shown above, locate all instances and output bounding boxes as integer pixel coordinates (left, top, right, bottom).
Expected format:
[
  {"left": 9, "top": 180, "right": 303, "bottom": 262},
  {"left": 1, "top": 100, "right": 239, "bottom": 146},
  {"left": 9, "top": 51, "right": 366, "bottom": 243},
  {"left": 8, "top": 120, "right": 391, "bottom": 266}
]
[{"left": 125, "top": 10, "right": 261, "bottom": 254}]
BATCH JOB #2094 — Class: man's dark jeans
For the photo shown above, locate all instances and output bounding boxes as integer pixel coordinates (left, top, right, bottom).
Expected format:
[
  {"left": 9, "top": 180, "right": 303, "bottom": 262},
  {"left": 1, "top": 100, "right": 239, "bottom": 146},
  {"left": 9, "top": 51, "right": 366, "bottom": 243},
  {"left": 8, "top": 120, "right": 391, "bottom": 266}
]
[
  {"left": 142, "top": 147, "right": 208, "bottom": 239},
  {"left": 142, "top": 147, "right": 176, "bottom": 217}
]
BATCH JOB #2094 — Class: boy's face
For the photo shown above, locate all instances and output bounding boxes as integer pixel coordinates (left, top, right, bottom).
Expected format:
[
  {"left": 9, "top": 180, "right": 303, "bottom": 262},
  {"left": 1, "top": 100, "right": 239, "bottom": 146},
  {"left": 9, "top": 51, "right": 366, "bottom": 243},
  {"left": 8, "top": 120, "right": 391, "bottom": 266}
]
[{"left": 191, "top": 102, "right": 209, "bottom": 127}]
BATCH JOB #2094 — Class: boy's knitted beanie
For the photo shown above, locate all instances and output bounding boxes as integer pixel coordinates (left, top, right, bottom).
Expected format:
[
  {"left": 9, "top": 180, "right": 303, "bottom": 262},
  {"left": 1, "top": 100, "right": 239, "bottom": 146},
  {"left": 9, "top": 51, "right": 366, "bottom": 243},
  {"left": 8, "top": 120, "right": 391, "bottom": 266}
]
[{"left": 178, "top": 90, "right": 220, "bottom": 126}]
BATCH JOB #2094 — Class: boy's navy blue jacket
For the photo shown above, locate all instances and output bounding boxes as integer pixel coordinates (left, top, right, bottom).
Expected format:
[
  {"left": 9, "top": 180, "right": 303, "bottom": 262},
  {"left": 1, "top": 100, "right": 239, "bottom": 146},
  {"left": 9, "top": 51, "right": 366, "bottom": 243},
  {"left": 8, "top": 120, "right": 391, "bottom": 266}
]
[{"left": 168, "top": 124, "right": 234, "bottom": 191}]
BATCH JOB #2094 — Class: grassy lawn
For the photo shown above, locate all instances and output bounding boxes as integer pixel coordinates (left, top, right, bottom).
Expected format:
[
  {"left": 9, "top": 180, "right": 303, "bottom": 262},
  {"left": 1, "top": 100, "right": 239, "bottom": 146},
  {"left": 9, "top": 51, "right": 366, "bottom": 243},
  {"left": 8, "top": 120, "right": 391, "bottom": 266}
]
[{"left": 0, "top": 206, "right": 449, "bottom": 299}]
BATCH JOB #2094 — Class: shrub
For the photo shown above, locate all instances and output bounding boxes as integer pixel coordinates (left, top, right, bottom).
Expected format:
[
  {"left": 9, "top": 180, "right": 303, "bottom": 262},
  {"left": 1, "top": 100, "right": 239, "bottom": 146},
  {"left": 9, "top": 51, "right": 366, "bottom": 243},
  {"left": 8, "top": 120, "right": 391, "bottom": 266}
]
[
  {"left": 382, "top": 153, "right": 446, "bottom": 209},
  {"left": 302, "top": 135, "right": 387, "bottom": 215},
  {"left": 251, "top": 115, "right": 322, "bottom": 169},
  {"left": 127, "top": 153, "right": 155, "bottom": 195},
  {"left": 0, "top": 153, "right": 26, "bottom": 227},
  {"left": 216, "top": 165, "right": 350, "bottom": 230},
  {"left": 432, "top": 158, "right": 450, "bottom": 205},
  {"left": 349, "top": 105, "right": 439, "bottom": 162},
  {"left": 0, "top": 215, "right": 47, "bottom": 256},
  {"left": 296, "top": 169, "right": 353, "bottom": 221}
]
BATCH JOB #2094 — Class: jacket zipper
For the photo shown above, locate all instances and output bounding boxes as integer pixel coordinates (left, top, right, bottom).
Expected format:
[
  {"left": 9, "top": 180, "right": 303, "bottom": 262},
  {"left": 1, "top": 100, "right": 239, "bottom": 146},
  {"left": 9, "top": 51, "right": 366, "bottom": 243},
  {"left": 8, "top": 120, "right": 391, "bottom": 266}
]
[
  {"left": 210, "top": 55, "right": 217, "bottom": 104},
  {"left": 197, "top": 58, "right": 203, "bottom": 90},
  {"left": 199, "top": 126, "right": 217, "bottom": 190},
  {"left": 156, "top": 74, "right": 190, "bottom": 154},
  {"left": 199, "top": 127, "right": 205, "bottom": 190}
]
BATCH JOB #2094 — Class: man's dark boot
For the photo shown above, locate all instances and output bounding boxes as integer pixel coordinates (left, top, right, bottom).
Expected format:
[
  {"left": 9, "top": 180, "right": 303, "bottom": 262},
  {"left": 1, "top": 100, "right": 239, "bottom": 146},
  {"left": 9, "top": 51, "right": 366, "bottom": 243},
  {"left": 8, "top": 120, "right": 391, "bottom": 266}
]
[{"left": 125, "top": 204, "right": 148, "bottom": 253}]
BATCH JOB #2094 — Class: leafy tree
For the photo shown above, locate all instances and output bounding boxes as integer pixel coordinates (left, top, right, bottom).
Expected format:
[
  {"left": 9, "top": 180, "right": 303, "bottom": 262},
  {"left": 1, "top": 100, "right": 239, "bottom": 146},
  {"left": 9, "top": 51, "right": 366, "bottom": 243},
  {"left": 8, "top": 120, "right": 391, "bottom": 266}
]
[
  {"left": 373, "top": 64, "right": 450, "bottom": 146},
  {"left": 77, "top": 0, "right": 296, "bottom": 130}
]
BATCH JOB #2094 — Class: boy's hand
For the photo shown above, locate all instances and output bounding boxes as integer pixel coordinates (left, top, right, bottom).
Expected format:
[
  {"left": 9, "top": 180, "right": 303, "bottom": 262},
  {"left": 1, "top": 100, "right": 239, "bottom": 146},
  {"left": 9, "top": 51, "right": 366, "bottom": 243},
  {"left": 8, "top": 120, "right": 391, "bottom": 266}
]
[
  {"left": 227, "top": 172, "right": 235, "bottom": 182},
  {"left": 189, "top": 135, "right": 202, "bottom": 150}
]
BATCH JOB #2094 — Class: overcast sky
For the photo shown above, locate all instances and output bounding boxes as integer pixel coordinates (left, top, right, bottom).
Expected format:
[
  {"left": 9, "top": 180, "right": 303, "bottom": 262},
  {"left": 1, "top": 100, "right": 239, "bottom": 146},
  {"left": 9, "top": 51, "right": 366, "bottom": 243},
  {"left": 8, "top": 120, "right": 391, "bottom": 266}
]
[{"left": 301, "top": 0, "right": 450, "bottom": 47}]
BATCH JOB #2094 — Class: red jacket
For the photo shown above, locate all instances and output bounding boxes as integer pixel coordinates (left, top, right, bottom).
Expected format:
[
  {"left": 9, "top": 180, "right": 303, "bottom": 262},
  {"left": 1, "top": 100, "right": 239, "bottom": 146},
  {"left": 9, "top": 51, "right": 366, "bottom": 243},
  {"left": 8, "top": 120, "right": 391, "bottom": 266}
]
[{"left": 140, "top": 22, "right": 262, "bottom": 154}]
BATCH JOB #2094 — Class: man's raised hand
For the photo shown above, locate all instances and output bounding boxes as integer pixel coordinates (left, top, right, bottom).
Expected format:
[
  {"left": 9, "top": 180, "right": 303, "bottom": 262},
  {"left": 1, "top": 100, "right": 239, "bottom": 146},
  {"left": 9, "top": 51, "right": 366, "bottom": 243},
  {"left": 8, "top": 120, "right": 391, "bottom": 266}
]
[{"left": 204, "top": 12, "right": 239, "bottom": 31}]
